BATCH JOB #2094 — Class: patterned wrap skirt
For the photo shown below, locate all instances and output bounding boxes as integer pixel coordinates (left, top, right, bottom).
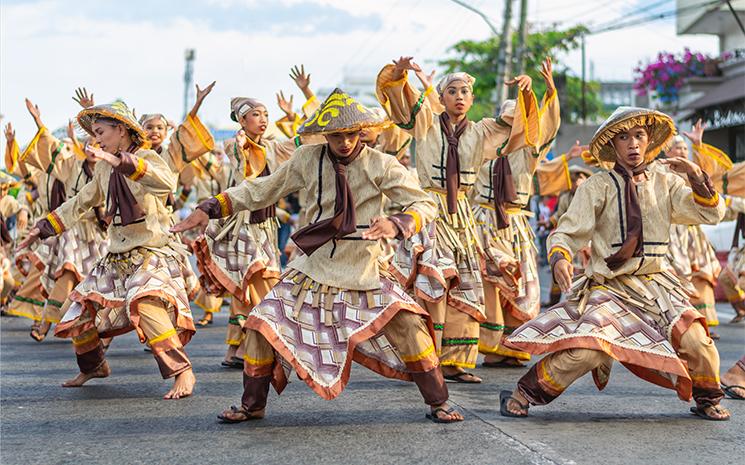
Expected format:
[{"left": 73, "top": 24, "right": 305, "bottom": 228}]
[
  {"left": 194, "top": 211, "right": 281, "bottom": 303},
  {"left": 55, "top": 244, "right": 198, "bottom": 344},
  {"left": 506, "top": 270, "right": 707, "bottom": 401},
  {"left": 37, "top": 221, "right": 108, "bottom": 293}
]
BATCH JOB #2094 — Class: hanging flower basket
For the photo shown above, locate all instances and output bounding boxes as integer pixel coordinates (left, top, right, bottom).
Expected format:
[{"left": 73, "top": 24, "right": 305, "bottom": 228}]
[{"left": 633, "top": 48, "right": 724, "bottom": 104}]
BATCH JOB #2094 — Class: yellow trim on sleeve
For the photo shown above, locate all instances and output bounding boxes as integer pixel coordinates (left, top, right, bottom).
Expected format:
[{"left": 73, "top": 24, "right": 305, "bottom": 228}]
[
  {"left": 187, "top": 114, "right": 214, "bottom": 152},
  {"left": 381, "top": 71, "right": 408, "bottom": 89},
  {"left": 47, "top": 212, "right": 65, "bottom": 234},
  {"left": 694, "top": 143, "right": 733, "bottom": 171},
  {"left": 403, "top": 209, "right": 422, "bottom": 234},
  {"left": 148, "top": 328, "right": 177, "bottom": 344},
  {"left": 561, "top": 154, "right": 571, "bottom": 190},
  {"left": 549, "top": 245, "right": 572, "bottom": 263},
  {"left": 422, "top": 85, "right": 434, "bottom": 99},
  {"left": 301, "top": 94, "right": 317, "bottom": 114},
  {"left": 128, "top": 157, "right": 147, "bottom": 181},
  {"left": 215, "top": 193, "right": 232, "bottom": 217},
  {"left": 692, "top": 191, "right": 719, "bottom": 208},
  {"left": 20, "top": 127, "right": 46, "bottom": 162}
]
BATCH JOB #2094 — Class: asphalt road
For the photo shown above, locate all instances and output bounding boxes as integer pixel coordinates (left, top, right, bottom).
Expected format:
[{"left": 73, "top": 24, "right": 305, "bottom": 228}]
[{"left": 1, "top": 301, "right": 743, "bottom": 465}]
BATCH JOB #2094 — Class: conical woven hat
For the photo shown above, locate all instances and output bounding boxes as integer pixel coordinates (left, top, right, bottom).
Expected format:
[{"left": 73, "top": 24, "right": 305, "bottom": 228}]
[
  {"left": 590, "top": 106, "right": 675, "bottom": 164},
  {"left": 299, "top": 88, "right": 386, "bottom": 135},
  {"left": 77, "top": 101, "right": 149, "bottom": 148}
]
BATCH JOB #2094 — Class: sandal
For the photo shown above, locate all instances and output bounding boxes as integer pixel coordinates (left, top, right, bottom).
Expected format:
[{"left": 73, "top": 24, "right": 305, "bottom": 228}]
[
  {"left": 709, "top": 331, "right": 720, "bottom": 340},
  {"left": 197, "top": 315, "right": 213, "bottom": 327},
  {"left": 217, "top": 405, "right": 264, "bottom": 424},
  {"left": 443, "top": 372, "right": 481, "bottom": 384},
  {"left": 425, "top": 406, "right": 462, "bottom": 423},
  {"left": 500, "top": 390, "right": 529, "bottom": 418},
  {"left": 689, "top": 404, "right": 730, "bottom": 421},
  {"left": 730, "top": 312, "right": 745, "bottom": 324},
  {"left": 482, "top": 360, "right": 525, "bottom": 368},
  {"left": 722, "top": 384, "right": 745, "bottom": 400},
  {"left": 221, "top": 359, "right": 243, "bottom": 369},
  {"left": 30, "top": 324, "right": 47, "bottom": 342}
]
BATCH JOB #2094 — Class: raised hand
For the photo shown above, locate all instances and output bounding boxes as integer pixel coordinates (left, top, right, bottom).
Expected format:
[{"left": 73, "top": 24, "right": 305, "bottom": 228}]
[
  {"left": 189, "top": 81, "right": 216, "bottom": 118},
  {"left": 85, "top": 145, "right": 121, "bottom": 167},
  {"left": 72, "top": 87, "right": 95, "bottom": 109},
  {"left": 505, "top": 75, "right": 532, "bottom": 92},
  {"left": 66, "top": 119, "right": 77, "bottom": 141},
  {"left": 25, "top": 99, "right": 43, "bottom": 128},
  {"left": 415, "top": 69, "right": 436, "bottom": 90},
  {"left": 567, "top": 140, "right": 589, "bottom": 160},
  {"left": 540, "top": 56, "right": 555, "bottom": 96},
  {"left": 682, "top": 118, "right": 705, "bottom": 146},
  {"left": 392, "top": 56, "right": 421, "bottom": 79},
  {"left": 276, "top": 91, "right": 295, "bottom": 118},
  {"left": 290, "top": 65, "right": 311, "bottom": 91},
  {"left": 4, "top": 122, "right": 15, "bottom": 143}
]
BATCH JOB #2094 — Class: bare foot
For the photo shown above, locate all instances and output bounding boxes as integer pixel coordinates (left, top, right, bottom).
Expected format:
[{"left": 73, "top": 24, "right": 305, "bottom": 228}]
[
  {"left": 429, "top": 402, "right": 464, "bottom": 422},
  {"left": 62, "top": 361, "right": 111, "bottom": 387},
  {"left": 483, "top": 355, "right": 525, "bottom": 367},
  {"left": 692, "top": 404, "right": 731, "bottom": 421},
  {"left": 164, "top": 368, "right": 196, "bottom": 400}
]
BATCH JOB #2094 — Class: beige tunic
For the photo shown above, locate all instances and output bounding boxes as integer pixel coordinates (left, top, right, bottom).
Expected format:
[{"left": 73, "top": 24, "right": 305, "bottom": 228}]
[
  {"left": 216, "top": 144, "right": 437, "bottom": 291},
  {"left": 548, "top": 161, "right": 726, "bottom": 280}
]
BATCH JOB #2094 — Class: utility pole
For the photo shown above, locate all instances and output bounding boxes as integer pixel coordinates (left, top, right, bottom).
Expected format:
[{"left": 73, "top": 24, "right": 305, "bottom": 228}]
[
  {"left": 183, "top": 49, "right": 196, "bottom": 120},
  {"left": 581, "top": 34, "right": 586, "bottom": 124},
  {"left": 496, "top": 0, "right": 514, "bottom": 109},
  {"left": 515, "top": 0, "right": 528, "bottom": 76}
]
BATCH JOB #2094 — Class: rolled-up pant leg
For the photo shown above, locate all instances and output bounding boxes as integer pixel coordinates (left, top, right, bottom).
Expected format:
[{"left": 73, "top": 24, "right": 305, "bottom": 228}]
[
  {"left": 677, "top": 321, "right": 724, "bottom": 407},
  {"left": 136, "top": 297, "right": 191, "bottom": 379},
  {"left": 517, "top": 349, "right": 612, "bottom": 405},
  {"left": 42, "top": 270, "right": 77, "bottom": 324}
]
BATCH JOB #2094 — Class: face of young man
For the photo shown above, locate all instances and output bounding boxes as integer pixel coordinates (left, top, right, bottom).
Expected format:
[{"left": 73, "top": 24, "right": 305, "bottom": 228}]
[
  {"left": 325, "top": 131, "right": 361, "bottom": 157},
  {"left": 359, "top": 127, "right": 383, "bottom": 147},
  {"left": 611, "top": 125, "right": 649, "bottom": 169},
  {"left": 439, "top": 81, "right": 473, "bottom": 118}
]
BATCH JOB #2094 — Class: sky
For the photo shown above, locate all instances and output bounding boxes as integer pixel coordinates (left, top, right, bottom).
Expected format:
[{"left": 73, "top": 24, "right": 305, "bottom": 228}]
[{"left": 0, "top": 0, "right": 720, "bottom": 145}]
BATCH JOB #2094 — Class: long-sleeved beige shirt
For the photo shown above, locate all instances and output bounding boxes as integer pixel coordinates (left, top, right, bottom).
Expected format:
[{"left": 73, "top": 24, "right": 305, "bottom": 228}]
[
  {"left": 376, "top": 64, "right": 540, "bottom": 194},
  {"left": 43, "top": 148, "right": 177, "bottom": 253},
  {"left": 548, "top": 160, "right": 725, "bottom": 280},
  {"left": 212, "top": 144, "right": 437, "bottom": 290}
]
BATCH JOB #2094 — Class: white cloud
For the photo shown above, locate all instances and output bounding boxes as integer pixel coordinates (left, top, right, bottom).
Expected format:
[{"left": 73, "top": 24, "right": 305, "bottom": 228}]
[{"left": 0, "top": 0, "right": 721, "bottom": 150}]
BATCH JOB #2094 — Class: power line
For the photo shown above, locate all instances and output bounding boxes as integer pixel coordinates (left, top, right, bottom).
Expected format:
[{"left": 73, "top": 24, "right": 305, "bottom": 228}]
[{"left": 590, "top": 0, "right": 724, "bottom": 34}]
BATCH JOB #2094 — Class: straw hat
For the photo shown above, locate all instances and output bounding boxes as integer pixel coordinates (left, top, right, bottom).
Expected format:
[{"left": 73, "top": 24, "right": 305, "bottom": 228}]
[
  {"left": 77, "top": 101, "right": 148, "bottom": 148},
  {"left": 299, "top": 88, "right": 386, "bottom": 135},
  {"left": 590, "top": 106, "right": 676, "bottom": 164}
]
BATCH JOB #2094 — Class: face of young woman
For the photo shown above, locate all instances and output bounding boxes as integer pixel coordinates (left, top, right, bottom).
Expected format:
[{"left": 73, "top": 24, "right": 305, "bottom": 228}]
[
  {"left": 611, "top": 125, "right": 649, "bottom": 169},
  {"left": 239, "top": 107, "right": 269, "bottom": 139},
  {"left": 143, "top": 118, "right": 168, "bottom": 148},
  {"left": 91, "top": 121, "right": 128, "bottom": 153},
  {"left": 667, "top": 141, "right": 688, "bottom": 159},
  {"left": 325, "top": 131, "right": 361, "bottom": 157},
  {"left": 440, "top": 81, "right": 473, "bottom": 117}
]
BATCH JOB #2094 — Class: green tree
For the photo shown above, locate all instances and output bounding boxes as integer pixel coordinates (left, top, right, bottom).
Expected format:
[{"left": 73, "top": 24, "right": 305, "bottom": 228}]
[{"left": 438, "top": 25, "right": 604, "bottom": 123}]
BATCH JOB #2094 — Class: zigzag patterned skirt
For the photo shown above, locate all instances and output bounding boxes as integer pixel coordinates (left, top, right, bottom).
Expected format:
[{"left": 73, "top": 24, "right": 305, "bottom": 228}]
[
  {"left": 506, "top": 271, "right": 707, "bottom": 401},
  {"left": 37, "top": 221, "right": 108, "bottom": 293}
]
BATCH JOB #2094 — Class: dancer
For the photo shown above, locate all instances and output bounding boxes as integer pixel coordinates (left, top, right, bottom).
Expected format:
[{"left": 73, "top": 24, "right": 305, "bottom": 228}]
[
  {"left": 19, "top": 101, "right": 198, "bottom": 399},
  {"left": 377, "top": 56, "right": 544, "bottom": 382},
  {"left": 501, "top": 107, "right": 730, "bottom": 421},
  {"left": 174, "top": 89, "right": 462, "bottom": 423}
]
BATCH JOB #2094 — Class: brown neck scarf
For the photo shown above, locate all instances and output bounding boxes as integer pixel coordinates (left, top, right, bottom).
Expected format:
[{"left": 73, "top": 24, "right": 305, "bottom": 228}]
[
  {"left": 249, "top": 163, "right": 276, "bottom": 224},
  {"left": 733, "top": 212, "right": 745, "bottom": 249},
  {"left": 439, "top": 112, "right": 469, "bottom": 214},
  {"left": 105, "top": 145, "right": 146, "bottom": 227},
  {"left": 0, "top": 215, "right": 11, "bottom": 245},
  {"left": 291, "top": 143, "right": 362, "bottom": 256},
  {"left": 604, "top": 162, "right": 647, "bottom": 271},
  {"left": 49, "top": 179, "right": 66, "bottom": 211},
  {"left": 492, "top": 156, "right": 518, "bottom": 229}
]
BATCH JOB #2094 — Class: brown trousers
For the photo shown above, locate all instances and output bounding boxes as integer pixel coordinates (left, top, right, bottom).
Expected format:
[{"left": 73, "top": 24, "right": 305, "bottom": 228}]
[
  {"left": 71, "top": 296, "right": 191, "bottom": 379},
  {"left": 517, "top": 322, "right": 724, "bottom": 407},
  {"left": 240, "top": 310, "right": 448, "bottom": 411}
]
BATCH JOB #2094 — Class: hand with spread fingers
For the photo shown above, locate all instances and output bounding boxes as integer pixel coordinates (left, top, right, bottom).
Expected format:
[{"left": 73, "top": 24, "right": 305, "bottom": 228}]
[
  {"left": 171, "top": 209, "right": 209, "bottom": 234},
  {"left": 25, "top": 98, "right": 43, "bottom": 128},
  {"left": 392, "top": 56, "right": 422, "bottom": 80},
  {"left": 567, "top": 140, "right": 589, "bottom": 160},
  {"left": 682, "top": 118, "right": 705, "bottom": 147},
  {"left": 540, "top": 56, "right": 555, "bottom": 97},
  {"left": 658, "top": 156, "right": 704, "bottom": 180},
  {"left": 4, "top": 122, "right": 15, "bottom": 143},
  {"left": 290, "top": 65, "right": 313, "bottom": 99},
  {"left": 276, "top": 91, "right": 296, "bottom": 120},
  {"left": 505, "top": 74, "right": 532, "bottom": 92},
  {"left": 72, "top": 87, "right": 95, "bottom": 109},
  {"left": 189, "top": 81, "right": 216, "bottom": 118}
]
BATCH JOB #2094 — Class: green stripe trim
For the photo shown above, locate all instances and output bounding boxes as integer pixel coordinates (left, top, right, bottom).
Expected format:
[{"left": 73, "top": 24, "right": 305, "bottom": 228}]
[
  {"left": 495, "top": 117, "right": 512, "bottom": 128},
  {"left": 294, "top": 136, "right": 302, "bottom": 148},
  {"left": 46, "top": 298, "right": 64, "bottom": 308},
  {"left": 693, "top": 303, "right": 711, "bottom": 309},
  {"left": 46, "top": 143, "right": 65, "bottom": 174},
  {"left": 228, "top": 315, "right": 248, "bottom": 325},
  {"left": 479, "top": 323, "right": 506, "bottom": 331},
  {"left": 14, "top": 295, "right": 45, "bottom": 307},
  {"left": 396, "top": 93, "right": 426, "bottom": 130},
  {"left": 432, "top": 323, "right": 444, "bottom": 330},
  {"left": 538, "top": 135, "right": 556, "bottom": 154},
  {"left": 441, "top": 337, "right": 479, "bottom": 346}
]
